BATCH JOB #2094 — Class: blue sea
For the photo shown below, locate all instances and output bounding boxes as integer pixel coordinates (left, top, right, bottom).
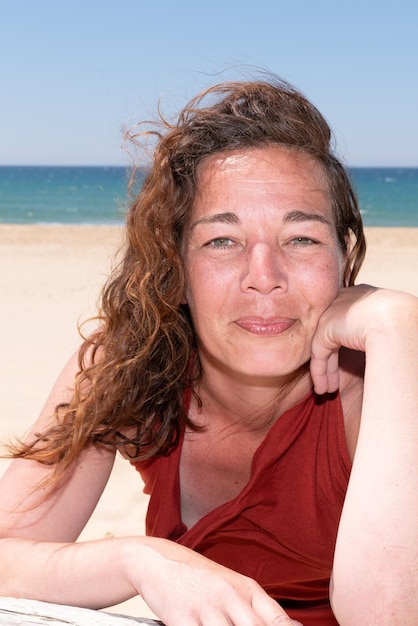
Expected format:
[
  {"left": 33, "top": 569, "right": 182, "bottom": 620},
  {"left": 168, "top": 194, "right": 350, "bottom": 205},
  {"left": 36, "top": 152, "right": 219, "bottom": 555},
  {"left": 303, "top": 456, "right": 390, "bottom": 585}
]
[{"left": 0, "top": 166, "right": 417, "bottom": 226}]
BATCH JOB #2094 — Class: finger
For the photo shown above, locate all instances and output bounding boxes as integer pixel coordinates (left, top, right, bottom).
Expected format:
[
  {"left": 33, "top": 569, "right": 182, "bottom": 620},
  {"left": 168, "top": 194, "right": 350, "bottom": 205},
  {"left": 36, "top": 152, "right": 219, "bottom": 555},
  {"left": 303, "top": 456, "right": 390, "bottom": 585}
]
[
  {"left": 325, "top": 350, "right": 340, "bottom": 393},
  {"left": 168, "top": 613, "right": 201, "bottom": 626},
  {"left": 250, "top": 587, "right": 301, "bottom": 625},
  {"left": 197, "top": 606, "right": 233, "bottom": 626},
  {"left": 310, "top": 347, "right": 340, "bottom": 395}
]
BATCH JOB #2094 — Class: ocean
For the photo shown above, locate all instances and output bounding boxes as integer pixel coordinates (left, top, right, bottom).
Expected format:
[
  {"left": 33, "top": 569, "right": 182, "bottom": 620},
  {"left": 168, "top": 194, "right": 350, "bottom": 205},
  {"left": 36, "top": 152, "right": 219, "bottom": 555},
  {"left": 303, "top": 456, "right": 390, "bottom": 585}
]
[{"left": 0, "top": 166, "right": 417, "bottom": 227}]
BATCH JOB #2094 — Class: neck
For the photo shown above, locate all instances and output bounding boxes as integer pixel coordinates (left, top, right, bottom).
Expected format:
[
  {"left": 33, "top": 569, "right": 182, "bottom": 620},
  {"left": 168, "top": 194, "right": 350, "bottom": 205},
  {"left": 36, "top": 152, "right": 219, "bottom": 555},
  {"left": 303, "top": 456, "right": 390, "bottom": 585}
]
[{"left": 191, "top": 360, "right": 313, "bottom": 432}]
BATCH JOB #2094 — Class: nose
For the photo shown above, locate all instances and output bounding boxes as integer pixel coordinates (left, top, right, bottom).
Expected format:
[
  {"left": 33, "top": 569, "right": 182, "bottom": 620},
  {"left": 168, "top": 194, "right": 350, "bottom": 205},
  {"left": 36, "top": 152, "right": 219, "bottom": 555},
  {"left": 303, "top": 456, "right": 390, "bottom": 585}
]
[{"left": 240, "top": 243, "right": 288, "bottom": 294}]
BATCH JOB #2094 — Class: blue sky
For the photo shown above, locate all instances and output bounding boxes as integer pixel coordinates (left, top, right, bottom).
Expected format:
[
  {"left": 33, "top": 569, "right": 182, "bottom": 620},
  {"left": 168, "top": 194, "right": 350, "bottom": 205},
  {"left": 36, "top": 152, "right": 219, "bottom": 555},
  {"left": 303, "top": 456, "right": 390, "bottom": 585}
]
[{"left": 1, "top": 0, "right": 417, "bottom": 166}]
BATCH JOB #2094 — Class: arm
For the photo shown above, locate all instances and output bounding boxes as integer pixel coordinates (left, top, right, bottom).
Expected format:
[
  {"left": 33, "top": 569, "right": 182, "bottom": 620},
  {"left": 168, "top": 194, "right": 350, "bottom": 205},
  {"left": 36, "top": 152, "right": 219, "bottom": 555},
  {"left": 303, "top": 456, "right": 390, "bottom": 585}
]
[
  {"left": 0, "top": 351, "right": 300, "bottom": 626},
  {"left": 311, "top": 286, "right": 418, "bottom": 625}
]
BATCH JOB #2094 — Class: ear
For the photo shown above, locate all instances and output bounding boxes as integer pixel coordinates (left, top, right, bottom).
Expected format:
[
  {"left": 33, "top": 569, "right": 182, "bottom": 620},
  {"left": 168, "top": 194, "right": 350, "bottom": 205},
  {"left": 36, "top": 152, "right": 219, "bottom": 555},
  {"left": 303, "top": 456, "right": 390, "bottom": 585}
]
[{"left": 340, "top": 234, "right": 353, "bottom": 286}]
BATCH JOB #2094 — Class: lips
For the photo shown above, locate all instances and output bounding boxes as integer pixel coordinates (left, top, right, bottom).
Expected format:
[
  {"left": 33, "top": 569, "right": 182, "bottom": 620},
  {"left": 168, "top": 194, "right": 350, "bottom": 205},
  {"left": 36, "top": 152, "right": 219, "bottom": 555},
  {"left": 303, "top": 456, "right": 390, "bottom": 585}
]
[{"left": 235, "top": 317, "right": 296, "bottom": 336}]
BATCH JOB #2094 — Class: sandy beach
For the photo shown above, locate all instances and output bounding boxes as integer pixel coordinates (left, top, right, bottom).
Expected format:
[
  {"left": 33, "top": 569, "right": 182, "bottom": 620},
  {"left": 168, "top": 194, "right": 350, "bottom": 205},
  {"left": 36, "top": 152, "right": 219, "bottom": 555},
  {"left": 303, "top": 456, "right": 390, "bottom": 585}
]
[{"left": 1, "top": 224, "right": 417, "bottom": 617}]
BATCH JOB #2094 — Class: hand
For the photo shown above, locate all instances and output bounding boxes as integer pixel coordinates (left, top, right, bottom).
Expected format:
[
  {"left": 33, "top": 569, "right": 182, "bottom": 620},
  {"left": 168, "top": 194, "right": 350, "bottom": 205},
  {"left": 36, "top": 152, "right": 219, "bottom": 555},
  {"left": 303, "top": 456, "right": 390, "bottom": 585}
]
[
  {"left": 310, "top": 284, "right": 418, "bottom": 395},
  {"left": 131, "top": 538, "right": 303, "bottom": 626},
  {"left": 310, "top": 284, "right": 378, "bottom": 394}
]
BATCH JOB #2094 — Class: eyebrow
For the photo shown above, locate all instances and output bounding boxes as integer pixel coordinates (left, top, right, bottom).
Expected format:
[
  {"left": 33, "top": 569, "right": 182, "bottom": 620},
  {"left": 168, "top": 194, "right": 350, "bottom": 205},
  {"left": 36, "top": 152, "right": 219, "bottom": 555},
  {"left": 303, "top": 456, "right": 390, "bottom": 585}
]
[
  {"left": 190, "top": 209, "right": 332, "bottom": 229},
  {"left": 283, "top": 209, "right": 332, "bottom": 226},
  {"left": 190, "top": 212, "right": 240, "bottom": 229}
]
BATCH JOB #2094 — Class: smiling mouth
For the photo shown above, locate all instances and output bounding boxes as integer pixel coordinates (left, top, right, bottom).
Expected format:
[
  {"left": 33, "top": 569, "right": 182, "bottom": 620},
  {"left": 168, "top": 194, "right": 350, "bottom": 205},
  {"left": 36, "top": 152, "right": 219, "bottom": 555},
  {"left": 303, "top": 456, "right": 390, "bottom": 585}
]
[{"left": 235, "top": 317, "right": 296, "bottom": 336}]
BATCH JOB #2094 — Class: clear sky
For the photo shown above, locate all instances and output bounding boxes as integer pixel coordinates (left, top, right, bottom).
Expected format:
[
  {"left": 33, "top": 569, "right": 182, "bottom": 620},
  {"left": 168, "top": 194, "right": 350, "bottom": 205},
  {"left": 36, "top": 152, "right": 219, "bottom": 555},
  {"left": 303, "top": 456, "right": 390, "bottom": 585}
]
[{"left": 1, "top": 0, "right": 417, "bottom": 166}]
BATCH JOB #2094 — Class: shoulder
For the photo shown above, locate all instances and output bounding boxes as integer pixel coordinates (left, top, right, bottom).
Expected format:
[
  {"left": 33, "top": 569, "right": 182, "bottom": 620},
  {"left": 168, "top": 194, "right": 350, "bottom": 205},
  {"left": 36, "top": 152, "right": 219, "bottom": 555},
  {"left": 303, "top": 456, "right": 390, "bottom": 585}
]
[{"left": 338, "top": 347, "right": 364, "bottom": 462}]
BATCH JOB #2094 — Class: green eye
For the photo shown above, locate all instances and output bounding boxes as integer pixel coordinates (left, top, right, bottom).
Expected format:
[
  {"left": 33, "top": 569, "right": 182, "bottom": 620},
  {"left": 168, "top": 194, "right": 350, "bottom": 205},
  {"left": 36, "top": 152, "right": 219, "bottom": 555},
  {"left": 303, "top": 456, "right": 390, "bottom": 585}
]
[
  {"left": 210, "top": 237, "right": 233, "bottom": 247},
  {"left": 292, "top": 237, "right": 315, "bottom": 245}
]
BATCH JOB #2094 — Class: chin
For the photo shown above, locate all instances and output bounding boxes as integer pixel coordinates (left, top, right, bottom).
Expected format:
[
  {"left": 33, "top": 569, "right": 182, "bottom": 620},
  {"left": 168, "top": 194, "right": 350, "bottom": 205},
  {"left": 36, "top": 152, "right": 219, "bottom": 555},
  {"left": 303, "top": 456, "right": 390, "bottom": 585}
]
[
  {"left": 227, "top": 355, "right": 309, "bottom": 383},
  {"left": 243, "top": 347, "right": 310, "bottom": 372}
]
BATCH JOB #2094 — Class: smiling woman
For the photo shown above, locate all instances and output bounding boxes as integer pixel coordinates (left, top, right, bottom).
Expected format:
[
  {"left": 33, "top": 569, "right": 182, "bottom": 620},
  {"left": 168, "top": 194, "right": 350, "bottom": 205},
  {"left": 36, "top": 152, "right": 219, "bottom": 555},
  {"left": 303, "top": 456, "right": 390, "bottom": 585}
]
[
  {"left": 0, "top": 76, "right": 417, "bottom": 626},
  {"left": 184, "top": 147, "right": 345, "bottom": 383}
]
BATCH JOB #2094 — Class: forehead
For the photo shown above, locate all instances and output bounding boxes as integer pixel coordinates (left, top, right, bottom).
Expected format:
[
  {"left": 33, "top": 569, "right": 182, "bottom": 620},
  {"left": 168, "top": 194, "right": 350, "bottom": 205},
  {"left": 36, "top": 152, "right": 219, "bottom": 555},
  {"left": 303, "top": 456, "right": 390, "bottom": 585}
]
[
  {"left": 193, "top": 146, "right": 332, "bottom": 206},
  {"left": 189, "top": 146, "right": 336, "bottom": 236}
]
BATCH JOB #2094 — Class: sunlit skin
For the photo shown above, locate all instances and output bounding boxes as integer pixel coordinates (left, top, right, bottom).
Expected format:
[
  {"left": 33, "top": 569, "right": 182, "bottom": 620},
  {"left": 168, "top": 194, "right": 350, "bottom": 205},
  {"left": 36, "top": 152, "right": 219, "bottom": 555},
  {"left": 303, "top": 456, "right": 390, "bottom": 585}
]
[
  {"left": 179, "top": 146, "right": 350, "bottom": 527},
  {"left": 184, "top": 146, "right": 347, "bottom": 399}
]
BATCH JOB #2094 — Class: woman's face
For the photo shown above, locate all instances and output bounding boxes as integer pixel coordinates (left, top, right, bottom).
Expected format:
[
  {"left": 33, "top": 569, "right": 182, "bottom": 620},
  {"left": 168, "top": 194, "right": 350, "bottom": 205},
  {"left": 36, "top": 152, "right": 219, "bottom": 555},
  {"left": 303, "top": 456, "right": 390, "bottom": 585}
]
[{"left": 183, "top": 146, "right": 346, "bottom": 384}]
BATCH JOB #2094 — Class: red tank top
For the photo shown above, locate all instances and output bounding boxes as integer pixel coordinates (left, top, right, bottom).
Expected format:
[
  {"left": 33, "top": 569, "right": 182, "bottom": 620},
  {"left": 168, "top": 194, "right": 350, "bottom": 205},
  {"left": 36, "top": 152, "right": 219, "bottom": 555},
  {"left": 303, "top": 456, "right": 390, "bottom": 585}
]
[{"left": 133, "top": 390, "right": 351, "bottom": 625}]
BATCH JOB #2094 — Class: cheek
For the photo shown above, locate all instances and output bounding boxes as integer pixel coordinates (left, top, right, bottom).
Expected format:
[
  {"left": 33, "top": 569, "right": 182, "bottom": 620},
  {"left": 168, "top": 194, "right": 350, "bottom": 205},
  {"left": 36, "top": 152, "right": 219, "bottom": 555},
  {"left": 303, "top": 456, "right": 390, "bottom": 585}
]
[
  {"left": 185, "top": 257, "right": 234, "bottom": 307},
  {"left": 297, "top": 256, "right": 343, "bottom": 311},
  {"left": 184, "top": 267, "right": 219, "bottom": 325}
]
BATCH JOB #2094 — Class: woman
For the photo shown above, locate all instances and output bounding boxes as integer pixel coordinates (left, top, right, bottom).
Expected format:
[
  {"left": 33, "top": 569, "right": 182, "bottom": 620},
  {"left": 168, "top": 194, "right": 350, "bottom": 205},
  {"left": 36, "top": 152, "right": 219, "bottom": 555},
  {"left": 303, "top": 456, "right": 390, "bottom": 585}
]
[{"left": 0, "top": 77, "right": 417, "bottom": 626}]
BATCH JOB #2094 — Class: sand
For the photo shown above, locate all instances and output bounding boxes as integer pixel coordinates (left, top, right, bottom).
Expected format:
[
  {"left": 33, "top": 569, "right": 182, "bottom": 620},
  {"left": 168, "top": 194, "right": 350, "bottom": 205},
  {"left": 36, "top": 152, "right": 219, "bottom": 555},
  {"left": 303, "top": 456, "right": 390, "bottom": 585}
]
[{"left": 0, "top": 224, "right": 417, "bottom": 617}]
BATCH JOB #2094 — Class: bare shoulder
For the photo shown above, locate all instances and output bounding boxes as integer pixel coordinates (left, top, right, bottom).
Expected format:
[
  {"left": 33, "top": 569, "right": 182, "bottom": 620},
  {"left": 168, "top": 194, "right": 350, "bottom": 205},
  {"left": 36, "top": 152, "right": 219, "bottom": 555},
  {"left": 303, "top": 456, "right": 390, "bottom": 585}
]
[{"left": 338, "top": 347, "right": 365, "bottom": 461}]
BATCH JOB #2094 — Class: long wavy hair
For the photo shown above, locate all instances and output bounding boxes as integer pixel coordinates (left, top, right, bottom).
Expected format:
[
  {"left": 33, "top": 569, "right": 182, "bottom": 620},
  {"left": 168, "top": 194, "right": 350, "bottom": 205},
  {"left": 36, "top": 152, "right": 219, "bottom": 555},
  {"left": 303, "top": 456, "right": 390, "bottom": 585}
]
[{"left": 9, "top": 76, "right": 366, "bottom": 480}]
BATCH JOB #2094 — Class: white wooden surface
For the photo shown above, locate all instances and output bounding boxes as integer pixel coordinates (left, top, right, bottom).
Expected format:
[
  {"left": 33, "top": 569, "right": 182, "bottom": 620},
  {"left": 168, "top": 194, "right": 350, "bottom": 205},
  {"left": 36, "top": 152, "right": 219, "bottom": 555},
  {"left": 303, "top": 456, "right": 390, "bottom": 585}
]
[{"left": 0, "top": 597, "right": 162, "bottom": 625}]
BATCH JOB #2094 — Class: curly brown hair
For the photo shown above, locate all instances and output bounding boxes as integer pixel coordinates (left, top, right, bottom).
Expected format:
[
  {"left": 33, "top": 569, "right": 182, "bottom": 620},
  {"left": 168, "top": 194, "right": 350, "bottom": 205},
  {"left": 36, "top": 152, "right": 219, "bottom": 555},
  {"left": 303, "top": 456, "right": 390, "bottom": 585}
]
[{"left": 9, "top": 75, "right": 366, "bottom": 479}]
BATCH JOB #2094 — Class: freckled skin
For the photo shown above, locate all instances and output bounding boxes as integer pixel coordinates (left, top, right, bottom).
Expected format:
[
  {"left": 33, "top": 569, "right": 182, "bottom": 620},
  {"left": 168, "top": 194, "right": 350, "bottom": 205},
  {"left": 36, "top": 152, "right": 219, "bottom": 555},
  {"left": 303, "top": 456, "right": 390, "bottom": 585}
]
[{"left": 184, "top": 146, "right": 346, "bottom": 386}]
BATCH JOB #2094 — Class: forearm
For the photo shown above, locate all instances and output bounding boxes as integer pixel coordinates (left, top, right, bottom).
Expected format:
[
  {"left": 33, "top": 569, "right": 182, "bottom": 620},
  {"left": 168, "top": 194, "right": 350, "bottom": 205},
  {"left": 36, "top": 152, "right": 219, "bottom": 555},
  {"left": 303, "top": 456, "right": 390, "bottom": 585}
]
[
  {"left": 332, "top": 292, "right": 418, "bottom": 624},
  {"left": 0, "top": 535, "right": 143, "bottom": 609},
  {"left": 0, "top": 535, "right": 300, "bottom": 626}
]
